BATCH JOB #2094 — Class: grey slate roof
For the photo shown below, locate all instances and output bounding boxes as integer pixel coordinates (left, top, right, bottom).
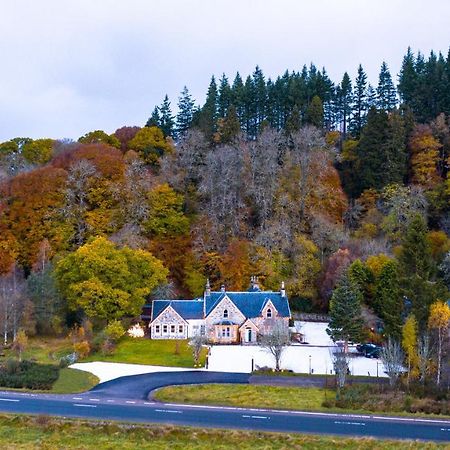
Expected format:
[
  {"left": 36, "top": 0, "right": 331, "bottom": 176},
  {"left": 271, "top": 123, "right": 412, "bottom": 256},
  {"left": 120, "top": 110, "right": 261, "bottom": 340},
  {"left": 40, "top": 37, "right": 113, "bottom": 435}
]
[
  {"left": 152, "top": 299, "right": 204, "bottom": 321},
  {"left": 205, "top": 291, "right": 290, "bottom": 318}
]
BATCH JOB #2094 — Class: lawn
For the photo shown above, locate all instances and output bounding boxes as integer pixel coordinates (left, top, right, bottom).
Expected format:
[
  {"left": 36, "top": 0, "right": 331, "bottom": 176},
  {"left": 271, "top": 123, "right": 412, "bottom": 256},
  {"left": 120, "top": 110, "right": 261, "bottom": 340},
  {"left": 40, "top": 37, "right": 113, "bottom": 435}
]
[
  {"left": 50, "top": 368, "right": 99, "bottom": 394},
  {"left": 154, "top": 384, "right": 332, "bottom": 411},
  {"left": 84, "top": 337, "right": 207, "bottom": 367},
  {"left": 3, "top": 336, "right": 73, "bottom": 365},
  {"left": 0, "top": 415, "right": 441, "bottom": 449}
]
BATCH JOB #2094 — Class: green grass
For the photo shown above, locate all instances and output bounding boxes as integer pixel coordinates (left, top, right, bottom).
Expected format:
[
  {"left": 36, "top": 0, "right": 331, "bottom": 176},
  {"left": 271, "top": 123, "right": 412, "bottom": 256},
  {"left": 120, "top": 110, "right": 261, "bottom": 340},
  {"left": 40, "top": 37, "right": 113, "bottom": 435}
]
[
  {"left": 84, "top": 337, "right": 207, "bottom": 367},
  {"left": 3, "top": 336, "right": 73, "bottom": 365},
  {"left": 0, "top": 415, "right": 442, "bottom": 449},
  {"left": 50, "top": 368, "right": 99, "bottom": 394},
  {"left": 154, "top": 384, "right": 332, "bottom": 411}
]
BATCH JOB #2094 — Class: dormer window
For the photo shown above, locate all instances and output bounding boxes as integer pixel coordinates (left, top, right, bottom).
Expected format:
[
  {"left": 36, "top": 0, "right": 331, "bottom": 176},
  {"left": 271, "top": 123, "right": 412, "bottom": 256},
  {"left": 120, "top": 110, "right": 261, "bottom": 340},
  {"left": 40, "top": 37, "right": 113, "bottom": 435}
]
[
  {"left": 223, "top": 309, "right": 229, "bottom": 318},
  {"left": 266, "top": 308, "right": 272, "bottom": 318}
]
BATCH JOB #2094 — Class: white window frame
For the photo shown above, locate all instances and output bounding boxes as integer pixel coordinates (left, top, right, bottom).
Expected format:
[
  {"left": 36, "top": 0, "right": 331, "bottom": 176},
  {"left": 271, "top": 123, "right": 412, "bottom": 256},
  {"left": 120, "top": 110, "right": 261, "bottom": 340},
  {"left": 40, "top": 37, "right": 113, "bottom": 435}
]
[{"left": 266, "top": 308, "right": 272, "bottom": 318}]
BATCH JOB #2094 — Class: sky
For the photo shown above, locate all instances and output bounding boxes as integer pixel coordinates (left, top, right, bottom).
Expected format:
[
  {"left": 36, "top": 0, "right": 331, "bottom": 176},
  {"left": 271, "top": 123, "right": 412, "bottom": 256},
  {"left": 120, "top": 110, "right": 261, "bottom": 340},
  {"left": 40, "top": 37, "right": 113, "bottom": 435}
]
[{"left": 1, "top": 0, "right": 450, "bottom": 142}]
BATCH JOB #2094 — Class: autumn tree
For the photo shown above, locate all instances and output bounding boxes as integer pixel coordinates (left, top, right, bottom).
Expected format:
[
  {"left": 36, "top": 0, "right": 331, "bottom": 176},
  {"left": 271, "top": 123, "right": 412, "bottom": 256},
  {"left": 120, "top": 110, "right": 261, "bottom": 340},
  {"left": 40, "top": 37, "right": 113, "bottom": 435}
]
[
  {"left": 402, "top": 314, "right": 418, "bottom": 386},
  {"left": 128, "top": 126, "right": 173, "bottom": 167},
  {"left": 55, "top": 236, "right": 168, "bottom": 322},
  {"left": 428, "top": 300, "right": 450, "bottom": 385},
  {"left": 78, "top": 130, "right": 120, "bottom": 149}
]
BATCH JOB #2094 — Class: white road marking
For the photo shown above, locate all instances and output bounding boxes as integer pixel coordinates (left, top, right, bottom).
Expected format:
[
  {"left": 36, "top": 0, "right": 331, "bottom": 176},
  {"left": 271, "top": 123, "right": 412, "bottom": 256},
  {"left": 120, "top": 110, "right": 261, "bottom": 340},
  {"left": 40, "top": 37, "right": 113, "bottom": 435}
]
[
  {"left": 242, "top": 414, "right": 269, "bottom": 420},
  {"left": 106, "top": 400, "right": 115, "bottom": 403},
  {"left": 144, "top": 402, "right": 155, "bottom": 405},
  {"left": 73, "top": 404, "right": 97, "bottom": 408},
  {"left": 125, "top": 401, "right": 136, "bottom": 404},
  {"left": 89, "top": 398, "right": 100, "bottom": 402},
  {"left": 441, "top": 428, "right": 450, "bottom": 432},
  {"left": 0, "top": 398, "right": 19, "bottom": 402},
  {"left": 335, "top": 421, "right": 366, "bottom": 426},
  {"left": 155, "top": 409, "right": 182, "bottom": 414},
  {"left": 72, "top": 397, "right": 83, "bottom": 400}
]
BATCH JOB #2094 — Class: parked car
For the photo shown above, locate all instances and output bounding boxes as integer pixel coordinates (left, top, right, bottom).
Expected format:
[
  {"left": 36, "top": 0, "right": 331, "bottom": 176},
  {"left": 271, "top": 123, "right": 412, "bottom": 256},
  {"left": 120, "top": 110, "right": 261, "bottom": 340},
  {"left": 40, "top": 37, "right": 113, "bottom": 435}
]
[{"left": 356, "top": 343, "right": 381, "bottom": 358}]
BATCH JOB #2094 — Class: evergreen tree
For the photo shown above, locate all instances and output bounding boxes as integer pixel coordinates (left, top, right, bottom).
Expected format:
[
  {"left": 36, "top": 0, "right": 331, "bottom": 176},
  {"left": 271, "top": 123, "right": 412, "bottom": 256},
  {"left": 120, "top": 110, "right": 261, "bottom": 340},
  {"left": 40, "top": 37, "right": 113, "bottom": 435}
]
[
  {"left": 354, "top": 107, "right": 406, "bottom": 194},
  {"left": 326, "top": 274, "right": 364, "bottom": 348},
  {"left": 398, "top": 47, "right": 418, "bottom": 109},
  {"left": 366, "top": 84, "right": 377, "bottom": 110},
  {"left": 398, "top": 214, "right": 438, "bottom": 328},
  {"left": 377, "top": 62, "right": 397, "bottom": 111},
  {"left": 215, "top": 105, "right": 241, "bottom": 143},
  {"left": 350, "top": 64, "right": 368, "bottom": 136},
  {"left": 253, "top": 66, "right": 267, "bottom": 129},
  {"left": 335, "top": 72, "right": 352, "bottom": 137},
  {"left": 198, "top": 76, "right": 218, "bottom": 140},
  {"left": 375, "top": 261, "right": 403, "bottom": 340},
  {"left": 176, "top": 86, "right": 195, "bottom": 138},
  {"left": 231, "top": 72, "right": 245, "bottom": 126},
  {"left": 146, "top": 106, "right": 160, "bottom": 128},
  {"left": 218, "top": 74, "right": 232, "bottom": 118},
  {"left": 159, "top": 95, "right": 175, "bottom": 137},
  {"left": 243, "top": 75, "right": 257, "bottom": 138},
  {"left": 305, "top": 95, "right": 324, "bottom": 128}
]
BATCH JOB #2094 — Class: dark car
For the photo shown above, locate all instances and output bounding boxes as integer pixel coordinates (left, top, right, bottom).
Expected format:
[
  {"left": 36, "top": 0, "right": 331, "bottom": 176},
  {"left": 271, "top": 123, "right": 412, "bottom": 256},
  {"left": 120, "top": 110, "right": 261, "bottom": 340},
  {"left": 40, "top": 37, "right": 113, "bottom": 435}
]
[{"left": 356, "top": 343, "right": 381, "bottom": 358}]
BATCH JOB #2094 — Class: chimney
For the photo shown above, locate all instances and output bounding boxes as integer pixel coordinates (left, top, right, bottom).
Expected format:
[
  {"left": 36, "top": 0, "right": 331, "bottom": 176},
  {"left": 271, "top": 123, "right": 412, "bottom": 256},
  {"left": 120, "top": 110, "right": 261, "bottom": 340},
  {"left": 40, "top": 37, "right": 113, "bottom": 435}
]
[
  {"left": 280, "top": 281, "right": 286, "bottom": 297},
  {"left": 204, "top": 278, "right": 211, "bottom": 298},
  {"left": 220, "top": 284, "right": 226, "bottom": 293},
  {"left": 250, "top": 275, "right": 260, "bottom": 291}
]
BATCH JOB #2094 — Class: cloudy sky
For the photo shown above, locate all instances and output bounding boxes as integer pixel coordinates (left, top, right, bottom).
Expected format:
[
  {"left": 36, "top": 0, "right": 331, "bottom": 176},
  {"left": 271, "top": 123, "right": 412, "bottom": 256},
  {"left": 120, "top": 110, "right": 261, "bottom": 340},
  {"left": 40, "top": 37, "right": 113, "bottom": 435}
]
[{"left": 1, "top": 0, "right": 450, "bottom": 142}]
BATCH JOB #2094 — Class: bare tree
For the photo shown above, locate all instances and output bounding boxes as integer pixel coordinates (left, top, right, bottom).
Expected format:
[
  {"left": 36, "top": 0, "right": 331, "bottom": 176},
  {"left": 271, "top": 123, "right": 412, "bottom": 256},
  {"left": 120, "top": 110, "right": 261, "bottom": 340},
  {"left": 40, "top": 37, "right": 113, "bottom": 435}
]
[
  {"left": 330, "top": 346, "right": 349, "bottom": 390},
  {"left": 417, "top": 334, "right": 432, "bottom": 384},
  {"left": 189, "top": 334, "right": 207, "bottom": 367},
  {"left": 289, "top": 126, "right": 328, "bottom": 222},
  {"left": 258, "top": 320, "right": 291, "bottom": 371},
  {"left": 0, "top": 265, "right": 26, "bottom": 344},
  {"left": 380, "top": 338, "right": 404, "bottom": 387},
  {"left": 62, "top": 159, "right": 97, "bottom": 246}
]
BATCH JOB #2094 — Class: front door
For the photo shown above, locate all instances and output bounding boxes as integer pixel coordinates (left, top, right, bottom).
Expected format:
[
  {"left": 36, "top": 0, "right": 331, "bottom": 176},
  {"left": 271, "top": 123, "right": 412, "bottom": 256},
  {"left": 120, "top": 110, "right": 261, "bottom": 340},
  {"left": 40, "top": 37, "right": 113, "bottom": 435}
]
[{"left": 245, "top": 328, "right": 252, "bottom": 343}]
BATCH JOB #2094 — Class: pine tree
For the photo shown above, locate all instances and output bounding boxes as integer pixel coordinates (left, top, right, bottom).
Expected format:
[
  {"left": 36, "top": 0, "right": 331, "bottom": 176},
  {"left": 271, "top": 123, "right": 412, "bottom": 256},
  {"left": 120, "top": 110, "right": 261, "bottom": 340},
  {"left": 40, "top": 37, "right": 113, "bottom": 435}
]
[
  {"left": 366, "top": 84, "right": 377, "bottom": 110},
  {"left": 398, "top": 214, "right": 437, "bottom": 328},
  {"left": 159, "top": 95, "right": 175, "bottom": 137},
  {"left": 350, "top": 64, "right": 368, "bottom": 136},
  {"left": 215, "top": 105, "right": 241, "bottom": 144},
  {"left": 326, "top": 274, "right": 364, "bottom": 349},
  {"left": 198, "top": 76, "right": 218, "bottom": 140},
  {"left": 145, "top": 106, "right": 160, "bottom": 128},
  {"left": 398, "top": 47, "right": 417, "bottom": 108},
  {"left": 305, "top": 95, "right": 324, "bottom": 128},
  {"left": 377, "top": 62, "right": 397, "bottom": 111},
  {"left": 375, "top": 261, "right": 402, "bottom": 340},
  {"left": 218, "top": 74, "right": 232, "bottom": 118},
  {"left": 176, "top": 86, "right": 195, "bottom": 138},
  {"left": 335, "top": 72, "right": 352, "bottom": 137},
  {"left": 231, "top": 72, "right": 245, "bottom": 126},
  {"left": 243, "top": 75, "right": 257, "bottom": 139},
  {"left": 253, "top": 66, "right": 267, "bottom": 129}
]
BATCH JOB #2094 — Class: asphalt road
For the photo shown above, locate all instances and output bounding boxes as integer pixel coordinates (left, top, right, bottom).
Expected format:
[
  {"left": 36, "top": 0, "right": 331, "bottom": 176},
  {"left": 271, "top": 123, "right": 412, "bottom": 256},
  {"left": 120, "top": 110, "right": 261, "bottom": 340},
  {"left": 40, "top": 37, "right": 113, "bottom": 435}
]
[{"left": 0, "top": 371, "right": 447, "bottom": 442}]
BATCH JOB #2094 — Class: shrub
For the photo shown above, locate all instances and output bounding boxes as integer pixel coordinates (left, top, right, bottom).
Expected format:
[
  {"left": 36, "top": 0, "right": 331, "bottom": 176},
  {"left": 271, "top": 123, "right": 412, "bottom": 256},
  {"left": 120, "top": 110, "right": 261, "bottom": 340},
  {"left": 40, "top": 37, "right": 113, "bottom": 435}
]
[
  {"left": 59, "top": 352, "right": 78, "bottom": 368},
  {"left": 73, "top": 341, "right": 91, "bottom": 359},
  {"left": 4, "top": 358, "right": 20, "bottom": 375},
  {"left": 0, "top": 360, "right": 59, "bottom": 390},
  {"left": 101, "top": 339, "right": 116, "bottom": 356},
  {"left": 104, "top": 320, "right": 125, "bottom": 342}
]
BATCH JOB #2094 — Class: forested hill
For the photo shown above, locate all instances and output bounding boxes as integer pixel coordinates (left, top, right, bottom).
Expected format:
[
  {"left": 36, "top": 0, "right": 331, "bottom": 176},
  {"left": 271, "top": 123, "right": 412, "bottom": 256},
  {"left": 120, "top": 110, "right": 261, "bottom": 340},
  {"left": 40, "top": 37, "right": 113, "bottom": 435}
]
[{"left": 0, "top": 47, "right": 449, "bottom": 340}]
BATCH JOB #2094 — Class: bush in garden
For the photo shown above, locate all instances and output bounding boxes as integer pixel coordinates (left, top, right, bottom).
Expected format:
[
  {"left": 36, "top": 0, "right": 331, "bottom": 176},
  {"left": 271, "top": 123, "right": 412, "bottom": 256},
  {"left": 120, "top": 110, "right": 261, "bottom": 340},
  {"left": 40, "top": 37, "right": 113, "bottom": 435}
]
[
  {"left": 73, "top": 340, "right": 91, "bottom": 359},
  {"left": 0, "top": 360, "right": 59, "bottom": 390},
  {"left": 104, "top": 320, "right": 125, "bottom": 343}
]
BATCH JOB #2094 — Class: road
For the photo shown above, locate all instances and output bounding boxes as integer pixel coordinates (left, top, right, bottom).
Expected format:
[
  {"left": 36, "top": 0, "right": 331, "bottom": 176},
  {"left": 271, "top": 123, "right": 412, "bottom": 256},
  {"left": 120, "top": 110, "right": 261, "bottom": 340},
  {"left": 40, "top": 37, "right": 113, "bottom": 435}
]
[{"left": 0, "top": 371, "right": 447, "bottom": 442}]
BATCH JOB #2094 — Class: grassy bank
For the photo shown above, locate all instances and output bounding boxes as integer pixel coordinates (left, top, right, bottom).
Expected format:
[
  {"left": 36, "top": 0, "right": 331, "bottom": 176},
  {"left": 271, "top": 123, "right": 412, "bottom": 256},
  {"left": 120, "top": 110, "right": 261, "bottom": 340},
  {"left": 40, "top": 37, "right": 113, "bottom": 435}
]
[
  {"left": 154, "top": 384, "right": 332, "bottom": 411},
  {"left": 50, "top": 368, "right": 99, "bottom": 394},
  {"left": 0, "top": 415, "right": 442, "bottom": 449},
  {"left": 154, "top": 384, "right": 450, "bottom": 419},
  {"left": 84, "top": 337, "right": 207, "bottom": 367}
]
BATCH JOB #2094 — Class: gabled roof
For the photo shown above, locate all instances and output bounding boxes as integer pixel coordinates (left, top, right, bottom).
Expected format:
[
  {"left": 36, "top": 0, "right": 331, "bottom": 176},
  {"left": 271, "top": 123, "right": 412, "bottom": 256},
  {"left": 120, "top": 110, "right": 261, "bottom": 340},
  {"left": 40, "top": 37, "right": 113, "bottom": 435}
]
[
  {"left": 205, "top": 291, "right": 290, "bottom": 318},
  {"left": 151, "top": 299, "right": 204, "bottom": 322}
]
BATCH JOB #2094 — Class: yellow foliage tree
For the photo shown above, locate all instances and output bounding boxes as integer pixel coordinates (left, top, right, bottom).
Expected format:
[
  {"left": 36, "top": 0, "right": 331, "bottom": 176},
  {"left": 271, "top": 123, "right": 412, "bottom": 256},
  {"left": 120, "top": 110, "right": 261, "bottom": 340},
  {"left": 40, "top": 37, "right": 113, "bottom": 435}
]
[
  {"left": 402, "top": 315, "right": 418, "bottom": 386},
  {"left": 428, "top": 301, "right": 450, "bottom": 385}
]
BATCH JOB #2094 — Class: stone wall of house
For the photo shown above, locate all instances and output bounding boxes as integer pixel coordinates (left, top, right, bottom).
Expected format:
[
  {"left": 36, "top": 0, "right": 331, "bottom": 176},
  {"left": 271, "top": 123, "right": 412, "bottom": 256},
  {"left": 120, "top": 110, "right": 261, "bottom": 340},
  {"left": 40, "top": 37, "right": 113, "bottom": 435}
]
[
  {"left": 204, "top": 295, "right": 246, "bottom": 328},
  {"left": 151, "top": 306, "right": 187, "bottom": 339},
  {"left": 252, "top": 317, "right": 290, "bottom": 335}
]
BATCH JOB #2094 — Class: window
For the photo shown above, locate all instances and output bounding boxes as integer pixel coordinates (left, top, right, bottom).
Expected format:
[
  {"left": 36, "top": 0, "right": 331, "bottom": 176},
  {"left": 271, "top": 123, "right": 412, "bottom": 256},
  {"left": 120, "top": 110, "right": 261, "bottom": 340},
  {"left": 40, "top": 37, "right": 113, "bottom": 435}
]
[
  {"left": 222, "top": 327, "right": 226, "bottom": 337},
  {"left": 171, "top": 325, "right": 176, "bottom": 333},
  {"left": 226, "top": 327, "right": 230, "bottom": 337},
  {"left": 178, "top": 325, "right": 183, "bottom": 333},
  {"left": 155, "top": 325, "right": 160, "bottom": 334},
  {"left": 200, "top": 325, "right": 206, "bottom": 336},
  {"left": 163, "top": 325, "right": 168, "bottom": 333},
  {"left": 266, "top": 308, "right": 272, "bottom": 318},
  {"left": 223, "top": 309, "right": 229, "bottom": 318}
]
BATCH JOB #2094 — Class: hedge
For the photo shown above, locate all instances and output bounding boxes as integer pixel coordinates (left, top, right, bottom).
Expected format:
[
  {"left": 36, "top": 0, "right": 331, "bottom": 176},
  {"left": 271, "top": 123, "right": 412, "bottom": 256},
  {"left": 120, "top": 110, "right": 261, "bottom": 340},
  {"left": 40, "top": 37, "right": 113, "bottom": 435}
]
[{"left": 0, "top": 360, "right": 60, "bottom": 390}]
